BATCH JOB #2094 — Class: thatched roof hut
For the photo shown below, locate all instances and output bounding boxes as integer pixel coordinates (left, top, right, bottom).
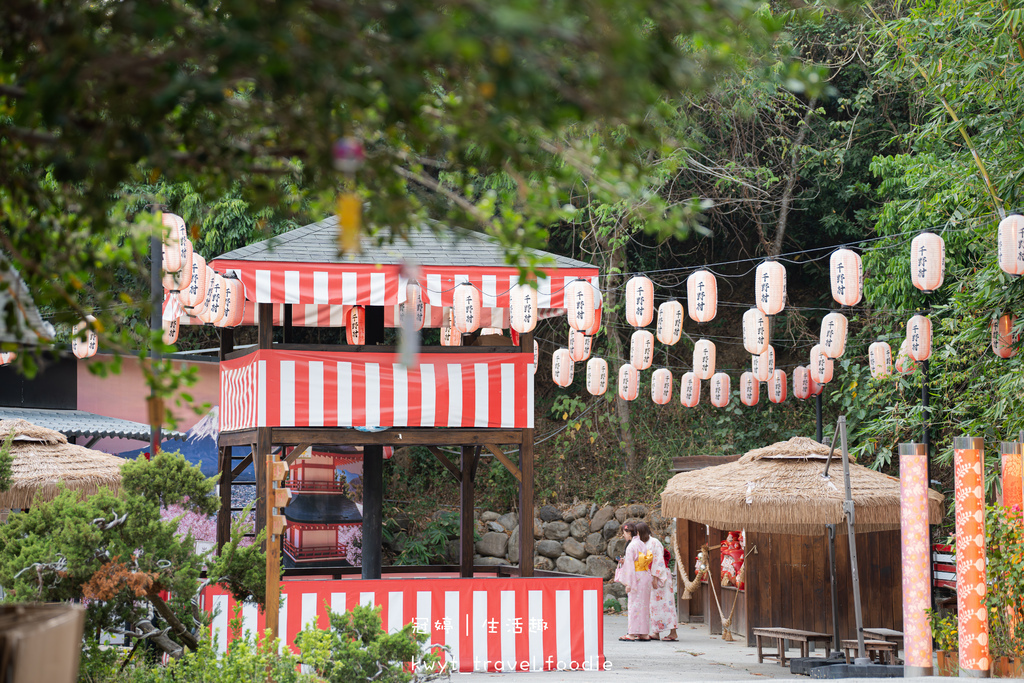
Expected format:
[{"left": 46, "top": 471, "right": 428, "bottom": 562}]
[
  {"left": 661, "top": 436, "right": 943, "bottom": 536},
  {"left": 0, "top": 419, "right": 125, "bottom": 509}
]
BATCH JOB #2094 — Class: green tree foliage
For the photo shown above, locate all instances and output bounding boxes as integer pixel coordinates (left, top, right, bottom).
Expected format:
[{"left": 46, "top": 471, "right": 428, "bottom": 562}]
[{"left": 0, "top": 452, "right": 267, "bottom": 659}]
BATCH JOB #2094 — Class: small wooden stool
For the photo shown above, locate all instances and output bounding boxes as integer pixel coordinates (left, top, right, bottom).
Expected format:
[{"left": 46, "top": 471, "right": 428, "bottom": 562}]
[{"left": 841, "top": 639, "right": 898, "bottom": 664}]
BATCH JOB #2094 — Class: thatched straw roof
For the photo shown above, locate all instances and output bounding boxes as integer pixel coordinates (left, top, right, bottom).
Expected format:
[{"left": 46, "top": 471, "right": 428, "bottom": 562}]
[
  {"left": 0, "top": 419, "right": 125, "bottom": 509},
  {"left": 661, "top": 437, "right": 944, "bottom": 536}
]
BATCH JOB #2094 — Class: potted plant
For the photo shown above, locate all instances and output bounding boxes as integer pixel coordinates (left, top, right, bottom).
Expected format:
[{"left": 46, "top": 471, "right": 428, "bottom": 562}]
[
  {"left": 985, "top": 504, "right": 1024, "bottom": 677},
  {"left": 927, "top": 608, "right": 958, "bottom": 676}
]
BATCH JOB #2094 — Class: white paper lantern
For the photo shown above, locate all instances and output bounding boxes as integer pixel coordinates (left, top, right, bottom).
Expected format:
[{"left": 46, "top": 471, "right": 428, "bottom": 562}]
[
  {"left": 740, "top": 371, "right": 760, "bottom": 407},
  {"left": 216, "top": 278, "right": 245, "bottom": 328},
  {"left": 651, "top": 368, "right": 673, "bottom": 405},
  {"left": 809, "top": 372, "right": 823, "bottom": 397},
  {"left": 199, "top": 271, "right": 226, "bottom": 325},
  {"left": 820, "top": 312, "right": 848, "bottom": 359},
  {"left": 742, "top": 308, "right": 769, "bottom": 355},
  {"left": 160, "top": 213, "right": 188, "bottom": 274},
  {"left": 586, "top": 357, "right": 608, "bottom": 396},
  {"left": 710, "top": 372, "right": 730, "bottom": 408},
  {"left": 177, "top": 253, "right": 207, "bottom": 308},
  {"left": 586, "top": 304, "right": 603, "bottom": 336},
  {"left": 162, "top": 317, "right": 179, "bottom": 345},
  {"left": 906, "top": 315, "right": 931, "bottom": 362},
  {"left": 565, "top": 279, "right": 597, "bottom": 333},
  {"left": 895, "top": 339, "right": 916, "bottom": 374},
  {"left": 829, "top": 249, "right": 863, "bottom": 307},
  {"left": 998, "top": 214, "right": 1024, "bottom": 276},
  {"left": 401, "top": 283, "right": 426, "bottom": 331},
  {"left": 568, "top": 328, "right": 592, "bottom": 362},
  {"left": 910, "top": 232, "right": 945, "bottom": 293},
  {"left": 481, "top": 327, "right": 503, "bottom": 336},
  {"left": 72, "top": 316, "right": 99, "bottom": 359},
  {"left": 552, "top": 348, "right": 574, "bottom": 387},
  {"left": 348, "top": 305, "right": 366, "bottom": 345},
  {"left": 618, "top": 364, "right": 639, "bottom": 401},
  {"left": 161, "top": 211, "right": 188, "bottom": 244},
  {"left": 0, "top": 352, "right": 16, "bottom": 365},
  {"left": 630, "top": 329, "right": 655, "bottom": 370},
  {"left": 453, "top": 282, "right": 481, "bottom": 334},
  {"left": 686, "top": 270, "right": 717, "bottom": 323},
  {"left": 693, "top": 338, "right": 716, "bottom": 380},
  {"left": 768, "top": 369, "right": 787, "bottom": 404},
  {"left": 755, "top": 260, "right": 787, "bottom": 316},
  {"left": 810, "top": 344, "right": 834, "bottom": 384},
  {"left": 868, "top": 341, "right": 893, "bottom": 379},
  {"left": 509, "top": 283, "right": 538, "bottom": 334},
  {"left": 625, "top": 276, "right": 654, "bottom": 328},
  {"left": 793, "top": 366, "right": 811, "bottom": 400},
  {"left": 680, "top": 372, "right": 700, "bottom": 407},
  {"left": 164, "top": 238, "right": 194, "bottom": 291},
  {"left": 992, "top": 314, "right": 1017, "bottom": 359},
  {"left": 533, "top": 339, "right": 539, "bottom": 369},
  {"left": 751, "top": 346, "right": 775, "bottom": 383},
  {"left": 656, "top": 300, "right": 684, "bottom": 345}
]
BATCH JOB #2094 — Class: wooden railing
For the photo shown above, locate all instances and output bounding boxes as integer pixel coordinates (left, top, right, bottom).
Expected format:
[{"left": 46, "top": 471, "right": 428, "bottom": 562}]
[
  {"left": 285, "top": 479, "right": 348, "bottom": 493},
  {"left": 283, "top": 539, "right": 351, "bottom": 561}
]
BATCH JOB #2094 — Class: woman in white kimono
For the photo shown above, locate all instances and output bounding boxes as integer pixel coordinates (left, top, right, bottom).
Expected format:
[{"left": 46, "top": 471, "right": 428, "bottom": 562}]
[{"left": 616, "top": 521, "right": 676, "bottom": 641}]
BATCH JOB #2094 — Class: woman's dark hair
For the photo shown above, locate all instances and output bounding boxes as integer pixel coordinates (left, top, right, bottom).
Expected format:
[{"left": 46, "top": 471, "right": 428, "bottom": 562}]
[
  {"left": 634, "top": 521, "right": 651, "bottom": 542},
  {"left": 622, "top": 522, "right": 637, "bottom": 537}
]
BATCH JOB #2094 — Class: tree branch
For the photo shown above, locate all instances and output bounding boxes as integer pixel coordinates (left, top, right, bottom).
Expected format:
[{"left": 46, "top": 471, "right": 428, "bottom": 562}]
[{"left": 147, "top": 588, "right": 201, "bottom": 652}]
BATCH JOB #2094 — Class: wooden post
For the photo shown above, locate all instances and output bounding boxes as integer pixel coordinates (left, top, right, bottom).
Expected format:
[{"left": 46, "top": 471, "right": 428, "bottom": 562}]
[
  {"left": 283, "top": 304, "right": 294, "bottom": 343},
  {"left": 461, "top": 445, "right": 475, "bottom": 577},
  {"left": 676, "top": 518, "right": 690, "bottom": 624},
  {"left": 255, "top": 306, "right": 272, "bottom": 537},
  {"left": 708, "top": 527, "right": 723, "bottom": 635},
  {"left": 216, "top": 328, "right": 234, "bottom": 553},
  {"left": 259, "top": 428, "right": 280, "bottom": 641},
  {"left": 518, "top": 332, "right": 534, "bottom": 577},
  {"left": 258, "top": 303, "right": 273, "bottom": 349},
  {"left": 361, "top": 445, "right": 383, "bottom": 580}
]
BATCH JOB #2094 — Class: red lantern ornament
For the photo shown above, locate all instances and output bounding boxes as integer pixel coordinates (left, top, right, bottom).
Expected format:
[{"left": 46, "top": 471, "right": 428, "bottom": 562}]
[
  {"left": 656, "top": 300, "right": 684, "bottom": 345},
  {"left": 755, "top": 260, "right": 787, "bottom": 316},
  {"left": 752, "top": 346, "right": 775, "bottom": 383},
  {"left": 552, "top": 348, "right": 574, "bottom": 388},
  {"left": 686, "top": 270, "right": 717, "bottom": 323},
  {"left": 618, "top": 364, "right": 639, "bottom": 401},
  {"left": 586, "top": 357, "right": 608, "bottom": 396},
  {"left": 768, "top": 369, "right": 787, "bottom": 403},
  {"left": 895, "top": 339, "right": 917, "bottom": 374},
  {"left": 740, "top": 371, "right": 759, "bottom": 407},
  {"left": 693, "top": 339, "right": 716, "bottom": 380},
  {"left": 651, "top": 368, "right": 673, "bottom": 405},
  {"left": 820, "top": 312, "right": 848, "bottom": 359},
  {"left": 401, "top": 283, "right": 425, "bottom": 331},
  {"left": 625, "top": 276, "right": 654, "bottom": 327},
  {"left": 906, "top": 315, "right": 931, "bottom": 362},
  {"left": 453, "top": 282, "right": 481, "bottom": 334},
  {"left": 910, "top": 232, "right": 945, "bottom": 293},
  {"left": 809, "top": 372, "right": 823, "bottom": 397},
  {"left": 177, "top": 253, "right": 207, "bottom": 308},
  {"left": 680, "top": 372, "right": 700, "bottom": 407},
  {"left": 569, "top": 328, "right": 592, "bottom": 362},
  {"left": 992, "top": 314, "right": 1017, "bottom": 359},
  {"left": 72, "top": 316, "right": 99, "bottom": 359},
  {"left": 742, "top": 308, "right": 769, "bottom": 355},
  {"left": 509, "top": 283, "right": 538, "bottom": 334},
  {"left": 630, "top": 329, "right": 655, "bottom": 370},
  {"left": 998, "top": 214, "right": 1024, "bottom": 276},
  {"left": 347, "top": 305, "right": 366, "bottom": 345},
  {"left": 0, "top": 352, "right": 15, "bottom": 365},
  {"left": 565, "top": 279, "right": 597, "bottom": 332},
  {"left": 810, "top": 344, "right": 834, "bottom": 384},
  {"left": 829, "top": 248, "right": 863, "bottom": 307},
  {"left": 710, "top": 372, "right": 731, "bottom": 408},
  {"left": 868, "top": 341, "right": 893, "bottom": 379},
  {"left": 793, "top": 366, "right": 812, "bottom": 400}
]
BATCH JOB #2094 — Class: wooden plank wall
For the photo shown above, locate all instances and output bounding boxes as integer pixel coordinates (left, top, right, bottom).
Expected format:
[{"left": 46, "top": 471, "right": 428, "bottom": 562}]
[
  {"left": 743, "top": 529, "right": 903, "bottom": 646},
  {"left": 676, "top": 519, "right": 707, "bottom": 623}
]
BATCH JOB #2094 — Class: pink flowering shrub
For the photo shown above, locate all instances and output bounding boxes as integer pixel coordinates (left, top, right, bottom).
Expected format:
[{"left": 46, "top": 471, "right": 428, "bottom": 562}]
[
  {"left": 338, "top": 525, "right": 362, "bottom": 566},
  {"left": 161, "top": 501, "right": 254, "bottom": 549}
]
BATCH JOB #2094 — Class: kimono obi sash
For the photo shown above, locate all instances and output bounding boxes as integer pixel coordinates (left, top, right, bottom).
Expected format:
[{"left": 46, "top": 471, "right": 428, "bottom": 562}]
[{"left": 634, "top": 550, "right": 654, "bottom": 572}]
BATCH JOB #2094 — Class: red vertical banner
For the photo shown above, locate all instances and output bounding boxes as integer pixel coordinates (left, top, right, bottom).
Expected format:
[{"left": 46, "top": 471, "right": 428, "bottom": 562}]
[
  {"left": 1001, "top": 441, "right": 1023, "bottom": 510},
  {"left": 953, "top": 436, "right": 990, "bottom": 675},
  {"left": 899, "top": 443, "right": 932, "bottom": 676}
]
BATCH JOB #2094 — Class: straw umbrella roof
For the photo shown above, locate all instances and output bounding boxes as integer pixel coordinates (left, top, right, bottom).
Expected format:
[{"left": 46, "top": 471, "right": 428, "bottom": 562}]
[
  {"left": 661, "top": 436, "right": 944, "bottom": 536},
  {"left": 0, "top": 419, "right": 125, "bottom": 509}
]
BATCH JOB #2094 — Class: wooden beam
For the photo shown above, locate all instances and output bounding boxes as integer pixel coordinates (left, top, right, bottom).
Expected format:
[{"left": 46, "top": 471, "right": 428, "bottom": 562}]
[
  {"left": 269, "top": 427, "right": 524, "bottom": 446},
  {"left": 255, "top": 429, "right": 271, "bottom": 541},
  {"left": 258, "top": 303, "right": 274, "bottom": 349},
  {"left": 484, "top": 443, "right": 522, "bottom": 483},
  {"left": 469, "top": 444, "right": 481, "bottom": 481},
  {"left": 219, "top": 429, "right": 257, "bottom": 447},
  {"left": 216, "top": 445, "right": 232, "bottom": 553},
  {"left": 284, "top": 443, "right": 313, "bottom": 465},
  {"left": 518, "top": 331, "right": 535, "bottom": 577},
  {"left": 362, "top": 445, "right": 384, "bottom": 579},
  {"left": 427, "top": 446, "right": 461, "bottom": 483},
  {"left": 230, "top": 453, "right": 253, "bottom": 479},
  {"left": 460, "top": 445, "right": 475, "bottom": 578},
  {"left": 264, "top": 443, "right": 281, "bottom": 643}
]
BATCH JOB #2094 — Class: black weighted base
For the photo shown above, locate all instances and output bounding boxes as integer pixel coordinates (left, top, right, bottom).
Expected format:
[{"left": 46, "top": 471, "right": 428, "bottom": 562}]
[
  {"left": 810, "top": 663, "right": 904, "bottom": 679},
  {"left": 789, "top": 654, "right": 846, "bottom": 676}
]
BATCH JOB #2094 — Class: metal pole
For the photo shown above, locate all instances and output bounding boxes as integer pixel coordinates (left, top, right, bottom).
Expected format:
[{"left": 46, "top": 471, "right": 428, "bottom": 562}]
[
  {"left": 839, "top": 416, "right": 869, "bottom": 664},
  {"left": 827, "top": 524, "right": 841, "bottom": 656},
  {"left": 815, "top": 393, "right": 823, "bottom": 444},
  {"left": 149, "top": 232, "right": 162, "bottom": 456}
]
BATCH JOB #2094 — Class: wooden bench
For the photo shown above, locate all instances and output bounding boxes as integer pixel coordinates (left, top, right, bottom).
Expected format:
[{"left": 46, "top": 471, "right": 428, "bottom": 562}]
[
  {"left": 863, "top": 627, "right": 903, "bottom": 654},
  {"left": 752, "top": 627, "right": 833, "bottom": 666},
  {"left": 842, "top": 639, "right": 899, "bottom": 664}
]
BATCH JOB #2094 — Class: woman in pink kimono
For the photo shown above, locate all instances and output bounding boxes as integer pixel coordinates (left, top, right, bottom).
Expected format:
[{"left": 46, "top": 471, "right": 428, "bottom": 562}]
[{"left": 616, "top": 521, "right": 677, "bottom": 641}]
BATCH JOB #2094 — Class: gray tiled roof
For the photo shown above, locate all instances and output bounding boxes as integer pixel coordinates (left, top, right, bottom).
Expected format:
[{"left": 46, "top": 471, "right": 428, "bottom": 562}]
[
  {"left": 0, "top": 407, "right": 186, "bottom": 441},
  {"left": 213, "top": 217, "right": 596, "bottom": 269}
]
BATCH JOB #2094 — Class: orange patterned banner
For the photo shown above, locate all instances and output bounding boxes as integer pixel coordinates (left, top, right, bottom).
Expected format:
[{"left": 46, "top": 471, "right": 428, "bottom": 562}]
[
  {"left": 899, "top": 443, "right": 932, "bottom": 675},
  {"left": 1001, "top": 442, "right": 1022, "bottom": 510},
  {"left": 954, "top": 437, "right": 990, "bottom": 675}
]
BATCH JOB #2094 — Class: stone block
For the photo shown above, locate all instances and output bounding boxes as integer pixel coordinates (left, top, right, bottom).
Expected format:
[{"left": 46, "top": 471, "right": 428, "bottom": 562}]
[
  {"left": 544, "top": 520, "right": 570, "bottom": 541},
  {"left": 497, "top": 512, "right": 519, "bottom": 531},
  {"left": 590, "top": 505, "right": 616, "bottom": 532},
  {"left": 481, "top": 511, "right": 501, "bottom": 523},
  {"left": 476, "top": 556, "right": 511, "bottom": 566},
  {"left": 569, "top": 518, "right": 590, "bottom": 540},
  {"left": 614, "top": 506, "right": 628, "bottom": 523},
  {"left": 534, "top": 556, "right": 555, "bottom": 571},
  {"left": 606, "top": 537, "right": 628, "bottom": 561},
  {"left": 508, "top": 527, "right": 520, "bottom": 564},
  {"left": 563, "top": 537, "right": 587, "bottom": 560},
  {"left": 533, "top": 519, "right": 545, "bottom": 540},
  {"left": 586, "top": 555, "right": 617, "bottom": 581},
  {"left": 628, "top": 503, "right": 648, "bottom": 518},
  {"left": 602, "top": 519, "right": 621, "bottom": 540},
  {"left": 584, "top": 532, "right": 607, "bottom": 556},
  {"left": 555, "top": 556, "right": 587, "bottom": 574},
  {"left": 476, "top": 531, "right": 509, "bottom": 558},
  {"left": 539, "top": 505, "right": 561, "bottom": 522},
  {"left": 536, "top": 539, "right": 563, "bottom": 558}
]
